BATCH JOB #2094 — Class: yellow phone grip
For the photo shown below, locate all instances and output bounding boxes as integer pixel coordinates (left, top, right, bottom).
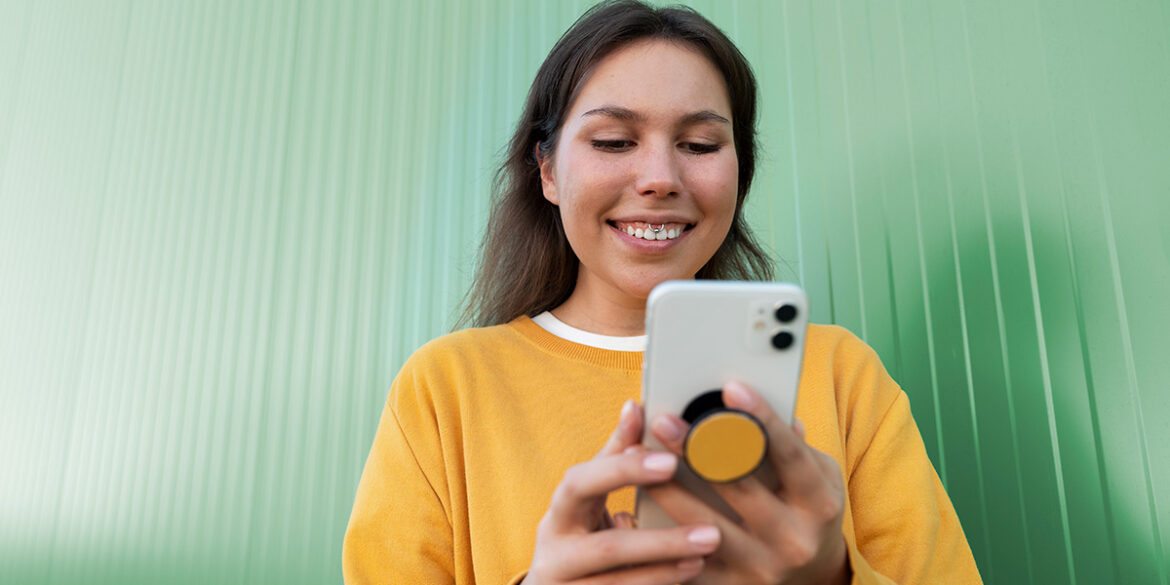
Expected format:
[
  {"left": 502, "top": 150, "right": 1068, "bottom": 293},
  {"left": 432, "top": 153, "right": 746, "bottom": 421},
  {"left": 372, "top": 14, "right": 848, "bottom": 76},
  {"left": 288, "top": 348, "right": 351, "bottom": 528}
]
[{"left": 683, "top": 410, "right": 767, "bottom": 483}]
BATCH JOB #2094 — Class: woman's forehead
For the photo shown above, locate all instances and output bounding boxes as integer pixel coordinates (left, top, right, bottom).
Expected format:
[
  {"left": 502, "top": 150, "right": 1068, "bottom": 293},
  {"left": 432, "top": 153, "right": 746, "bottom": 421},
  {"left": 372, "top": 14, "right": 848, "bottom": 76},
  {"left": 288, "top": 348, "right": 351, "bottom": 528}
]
[{"left": 566, "top": 39, "right": 732, "bottom": 124}]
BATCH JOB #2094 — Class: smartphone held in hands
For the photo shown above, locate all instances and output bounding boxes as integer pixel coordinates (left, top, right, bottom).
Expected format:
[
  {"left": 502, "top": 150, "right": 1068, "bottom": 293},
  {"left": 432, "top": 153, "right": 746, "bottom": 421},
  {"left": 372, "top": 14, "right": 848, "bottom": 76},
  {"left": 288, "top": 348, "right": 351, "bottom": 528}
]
[{"left": 636, "top": 280, "right": 809, "bottom": 529}]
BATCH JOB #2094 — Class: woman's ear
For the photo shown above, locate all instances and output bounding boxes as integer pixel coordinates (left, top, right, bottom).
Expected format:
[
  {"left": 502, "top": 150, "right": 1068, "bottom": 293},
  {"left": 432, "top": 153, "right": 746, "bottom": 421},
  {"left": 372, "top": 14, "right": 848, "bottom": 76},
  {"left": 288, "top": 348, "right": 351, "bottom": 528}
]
[{"left": 536, "top": 143, "right": 559, "bottom": 206}]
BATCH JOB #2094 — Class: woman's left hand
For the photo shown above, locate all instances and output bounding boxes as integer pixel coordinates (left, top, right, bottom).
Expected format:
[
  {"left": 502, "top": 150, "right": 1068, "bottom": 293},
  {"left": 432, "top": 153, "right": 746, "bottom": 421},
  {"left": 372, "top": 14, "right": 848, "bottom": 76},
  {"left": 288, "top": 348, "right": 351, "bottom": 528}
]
[{"left": 645, "top": 380, "right": 851, "bottom": 585}]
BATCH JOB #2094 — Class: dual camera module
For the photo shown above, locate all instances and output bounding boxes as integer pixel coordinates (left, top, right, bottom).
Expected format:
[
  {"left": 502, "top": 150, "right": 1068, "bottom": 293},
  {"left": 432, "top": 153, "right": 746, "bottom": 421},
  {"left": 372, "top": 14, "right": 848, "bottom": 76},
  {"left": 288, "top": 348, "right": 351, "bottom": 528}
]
[{"left": 771, "top": 303, "right": 798, "bottom": 350}]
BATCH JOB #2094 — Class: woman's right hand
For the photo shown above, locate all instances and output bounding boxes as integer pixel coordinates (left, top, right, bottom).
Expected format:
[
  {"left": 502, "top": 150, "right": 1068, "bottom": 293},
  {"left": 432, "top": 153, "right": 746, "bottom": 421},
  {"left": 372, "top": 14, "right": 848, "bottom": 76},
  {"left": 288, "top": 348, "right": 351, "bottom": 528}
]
[{"left": 521, "top": 400, "right": 722, "bottom": 585}]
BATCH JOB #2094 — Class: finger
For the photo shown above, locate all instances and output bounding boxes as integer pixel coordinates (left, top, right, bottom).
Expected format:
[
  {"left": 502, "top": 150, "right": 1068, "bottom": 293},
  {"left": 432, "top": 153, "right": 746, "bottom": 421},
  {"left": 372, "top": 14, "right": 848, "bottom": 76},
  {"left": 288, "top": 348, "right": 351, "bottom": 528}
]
[
  {"left": 555, "top": 524, "right": 721, "bottom": 577},
  {"left": 681, "top": 560, "right": 731, "bottom": 585},
  {"left": 723, "top": 380, "right": 825, "bottom": 501},
  {"left": 624, "top": 444, "right": 648, "bottom": 456},
  {"left": 793, "top": 417, "right": 806, "bottom": 440},
  {"left": 545, "top": 450, "right": 678, "bottom": 533},
  {"left": 649, "top": 412, "right": 689, "bottom": 455},
  {"left": 599, "top": 400, "right": 643, "bottom": 457},
  {"left": 650, "top": 410, "right": 810, "bottom": 539},
  {"left": 601, "top": 510, "right": 615, "bottom": 530},
  {"left": 649, "top": 390, "right": 834, "bottom": 534},
  {"left": 708, "top": 473, "right": 796, "bottom": 537},
  {"left": 613, "top": 511, "right": 637, "bottom": 529},
  {"left": 650, "top": 400, "right": 806, "bottom": 498},
  {"left": 575, "top": 556, "right": 706, "bottom": 585},
  {"left": 650, "top": 409, "right": 796, "bottom": 536},
  {"left": 645, "top": 481, "right": 768, "bottom": 570},
  {"left": 812, "top": 449, "right": 845, "bottom": 492}
]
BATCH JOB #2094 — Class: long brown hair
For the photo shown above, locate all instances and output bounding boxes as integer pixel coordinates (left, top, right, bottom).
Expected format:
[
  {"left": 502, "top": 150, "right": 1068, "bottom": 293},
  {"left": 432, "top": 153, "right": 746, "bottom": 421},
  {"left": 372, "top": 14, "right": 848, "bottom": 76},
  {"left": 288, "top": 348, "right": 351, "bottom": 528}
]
[{"left": 459, "top": 0, "right": 774, "bottom": 328}]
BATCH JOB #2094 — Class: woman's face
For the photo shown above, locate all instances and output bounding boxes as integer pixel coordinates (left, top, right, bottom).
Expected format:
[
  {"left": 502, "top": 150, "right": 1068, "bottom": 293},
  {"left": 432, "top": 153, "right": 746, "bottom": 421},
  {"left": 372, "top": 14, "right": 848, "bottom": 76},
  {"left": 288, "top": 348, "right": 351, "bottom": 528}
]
[{"left": 540, "top": 39, "right": 738, "bottom": 306}]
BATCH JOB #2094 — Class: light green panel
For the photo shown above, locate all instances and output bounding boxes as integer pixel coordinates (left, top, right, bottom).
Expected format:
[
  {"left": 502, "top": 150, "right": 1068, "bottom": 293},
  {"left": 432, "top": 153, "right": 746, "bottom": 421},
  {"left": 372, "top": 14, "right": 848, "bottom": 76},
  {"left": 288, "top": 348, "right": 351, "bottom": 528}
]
[{"left": 1, "top": 1, "right": 1166, "bottom": 584}]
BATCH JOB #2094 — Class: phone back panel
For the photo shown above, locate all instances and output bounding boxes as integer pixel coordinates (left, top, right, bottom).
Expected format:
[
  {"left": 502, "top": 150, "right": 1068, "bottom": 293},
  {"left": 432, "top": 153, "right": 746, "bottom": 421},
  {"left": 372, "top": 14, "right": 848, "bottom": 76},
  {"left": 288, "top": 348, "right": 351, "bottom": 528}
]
[{"left": 636, "top": 281, "right": 808, "bottom": 529}]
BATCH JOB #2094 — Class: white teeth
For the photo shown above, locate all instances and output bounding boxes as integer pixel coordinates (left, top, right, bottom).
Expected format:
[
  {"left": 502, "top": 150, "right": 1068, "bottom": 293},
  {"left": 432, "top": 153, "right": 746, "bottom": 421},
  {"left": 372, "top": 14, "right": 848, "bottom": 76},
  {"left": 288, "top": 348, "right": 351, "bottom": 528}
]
[{"left": 617, "top": 223, "right": 685, "bottom": 240}]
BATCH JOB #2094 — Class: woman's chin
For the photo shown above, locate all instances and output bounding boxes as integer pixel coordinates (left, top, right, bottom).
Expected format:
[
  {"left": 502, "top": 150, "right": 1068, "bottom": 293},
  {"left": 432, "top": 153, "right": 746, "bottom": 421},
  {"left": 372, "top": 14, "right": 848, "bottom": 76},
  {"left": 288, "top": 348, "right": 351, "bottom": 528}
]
[{"left": 618, "top": 273, "right": 696, "bottom": 303}]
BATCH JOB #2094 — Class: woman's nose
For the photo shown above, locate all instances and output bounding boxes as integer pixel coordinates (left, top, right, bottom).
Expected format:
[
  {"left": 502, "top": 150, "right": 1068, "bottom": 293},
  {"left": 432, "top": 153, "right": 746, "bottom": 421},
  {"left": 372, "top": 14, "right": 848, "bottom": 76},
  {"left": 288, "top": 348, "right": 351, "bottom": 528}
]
[{"left": 634, "top": 144, "right": 682, "bottom": 198}]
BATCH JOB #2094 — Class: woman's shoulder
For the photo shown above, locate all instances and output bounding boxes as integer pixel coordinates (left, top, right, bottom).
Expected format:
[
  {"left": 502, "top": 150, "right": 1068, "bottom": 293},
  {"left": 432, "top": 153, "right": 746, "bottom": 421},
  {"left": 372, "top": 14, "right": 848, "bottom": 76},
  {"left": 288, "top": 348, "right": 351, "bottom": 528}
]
[
  {"left": 804, "top": 322, "right": 881, "bottom": 365},
  {"left": 388, "top": 321, "right": 528, "bottom": 409},
  {"left": 420, "top": 320, "right": 522, "bottom": 349},
  {"left": 402, "top": 320, "right": 527, "bottom": 369},
  {"left": 801, "top": 322, "right": 902, "bottom": 408}
]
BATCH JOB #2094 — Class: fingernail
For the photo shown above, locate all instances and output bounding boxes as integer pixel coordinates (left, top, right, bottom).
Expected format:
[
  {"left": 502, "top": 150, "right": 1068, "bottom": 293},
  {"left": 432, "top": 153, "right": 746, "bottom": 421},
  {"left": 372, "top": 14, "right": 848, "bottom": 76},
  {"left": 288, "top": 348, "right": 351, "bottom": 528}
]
[
  {"left": 677, "top": 557, "right": 705, "bottom": 571},
  {"left": 652, "top": 415, "right": 686, "bottom": 442},
  {"left": 687, "top": 525, "right": 721, "bottom": 547},
  {"left": 620, "top": 399, "right": 635, "bottom": 420},
  {"left": 724, "top": 380, "right": 756, "bottom": 408},
  {"left": 614, "top": 511, "right": 636, "bottom": 529},
  {"left": 643, "top": 452, "right": 677, "bottom": 473}
]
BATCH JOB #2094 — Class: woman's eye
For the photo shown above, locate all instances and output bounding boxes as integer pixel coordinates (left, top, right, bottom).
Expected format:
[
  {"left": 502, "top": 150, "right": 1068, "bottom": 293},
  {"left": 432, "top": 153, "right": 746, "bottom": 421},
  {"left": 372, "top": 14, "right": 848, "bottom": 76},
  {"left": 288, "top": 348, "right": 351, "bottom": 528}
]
[
  {"left": 682, "top": 142, "right": 721, "bottom": 155},
  {"left": 591, "top": 139, "right": 634, "bottom": 152}
]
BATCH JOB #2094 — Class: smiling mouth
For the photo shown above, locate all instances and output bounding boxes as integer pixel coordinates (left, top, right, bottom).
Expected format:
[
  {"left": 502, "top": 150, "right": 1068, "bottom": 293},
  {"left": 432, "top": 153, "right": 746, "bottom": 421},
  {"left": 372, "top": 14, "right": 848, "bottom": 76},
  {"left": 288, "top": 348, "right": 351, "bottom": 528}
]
[{"left": 607, "top": 220, "right": 694, "bottom": 241}]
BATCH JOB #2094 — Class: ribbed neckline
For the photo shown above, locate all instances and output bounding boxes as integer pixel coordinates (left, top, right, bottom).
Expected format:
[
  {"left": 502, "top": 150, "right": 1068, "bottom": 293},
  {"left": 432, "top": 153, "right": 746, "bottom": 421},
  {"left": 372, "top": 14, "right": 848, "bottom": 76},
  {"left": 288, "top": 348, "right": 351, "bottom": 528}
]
[
  {"left": 510, "top": 316, "right": 643, "bottom": 373},
  {"left": 531, "top": 311, "right": 647, "bottom": 351}
]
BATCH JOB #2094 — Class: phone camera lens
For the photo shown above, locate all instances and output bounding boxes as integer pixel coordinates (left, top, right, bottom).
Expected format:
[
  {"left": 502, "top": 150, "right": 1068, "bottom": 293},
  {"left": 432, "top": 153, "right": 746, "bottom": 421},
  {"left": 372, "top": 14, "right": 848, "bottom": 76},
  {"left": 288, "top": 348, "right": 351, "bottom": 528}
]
[
  {"left": 774, "top": 304, "right": 797, "bottom": 323},
  {"left": 771, "top": 331, "right": 794, "bottom": 350}
]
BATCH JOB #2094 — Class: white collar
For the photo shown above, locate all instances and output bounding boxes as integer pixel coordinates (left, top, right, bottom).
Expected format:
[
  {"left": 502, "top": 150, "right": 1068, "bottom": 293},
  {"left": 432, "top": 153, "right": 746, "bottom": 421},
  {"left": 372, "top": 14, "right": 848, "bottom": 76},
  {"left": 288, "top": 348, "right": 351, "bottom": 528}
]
[{"left": 531, "top": 311, "right": 646, "bottom": 352}]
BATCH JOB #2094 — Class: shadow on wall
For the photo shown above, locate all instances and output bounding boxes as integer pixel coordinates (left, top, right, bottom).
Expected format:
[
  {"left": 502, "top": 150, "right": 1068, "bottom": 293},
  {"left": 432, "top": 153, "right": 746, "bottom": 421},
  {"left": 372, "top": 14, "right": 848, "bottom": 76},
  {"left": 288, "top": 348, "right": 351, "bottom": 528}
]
[{"left": 905, "top": 146, "right": 1166, "bottom": 585}]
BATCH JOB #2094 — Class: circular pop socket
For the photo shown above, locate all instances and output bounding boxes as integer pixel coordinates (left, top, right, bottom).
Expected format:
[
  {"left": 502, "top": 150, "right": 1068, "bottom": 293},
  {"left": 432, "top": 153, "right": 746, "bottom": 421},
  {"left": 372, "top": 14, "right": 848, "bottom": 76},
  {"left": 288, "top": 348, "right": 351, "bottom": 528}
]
[{"left": 683, "top": 409, "right": 767, "bottom": 483}]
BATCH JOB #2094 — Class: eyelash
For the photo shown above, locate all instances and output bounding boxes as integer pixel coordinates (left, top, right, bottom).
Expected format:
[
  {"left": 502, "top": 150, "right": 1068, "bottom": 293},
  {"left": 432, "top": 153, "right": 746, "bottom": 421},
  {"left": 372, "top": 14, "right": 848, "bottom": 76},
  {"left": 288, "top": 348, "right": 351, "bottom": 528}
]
[
  {"left": 590, "top": 140, "right": 721, "bottom": 155},
  {"left": 591, "top": 140, "right": 633, "bottom": 152},
  {"left": 684, "top": 142, "right": 721, "bottom": 155}
]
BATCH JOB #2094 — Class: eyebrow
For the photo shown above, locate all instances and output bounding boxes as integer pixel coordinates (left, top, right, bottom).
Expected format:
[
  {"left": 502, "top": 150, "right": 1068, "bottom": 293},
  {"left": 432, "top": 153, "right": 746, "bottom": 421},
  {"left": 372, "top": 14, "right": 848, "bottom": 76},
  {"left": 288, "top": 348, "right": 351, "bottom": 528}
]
[{"left": 581, "top": 106, "right": 730, "bottom": 126}]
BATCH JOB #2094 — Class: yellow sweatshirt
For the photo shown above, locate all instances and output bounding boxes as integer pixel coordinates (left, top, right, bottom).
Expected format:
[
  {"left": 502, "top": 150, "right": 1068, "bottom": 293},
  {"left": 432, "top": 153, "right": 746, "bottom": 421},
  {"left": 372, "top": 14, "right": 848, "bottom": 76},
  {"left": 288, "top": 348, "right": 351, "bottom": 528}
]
[{"left": 343, "top": 317, "right": 982, "bottom": 584}]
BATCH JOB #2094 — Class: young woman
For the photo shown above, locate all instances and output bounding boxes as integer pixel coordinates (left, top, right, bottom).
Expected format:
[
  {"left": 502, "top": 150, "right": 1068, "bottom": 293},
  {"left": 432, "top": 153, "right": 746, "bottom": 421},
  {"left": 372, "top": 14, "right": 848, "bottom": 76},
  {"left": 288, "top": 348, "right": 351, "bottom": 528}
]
[{"left": 343, "top": 2, "right": 982, "bottom": 584}]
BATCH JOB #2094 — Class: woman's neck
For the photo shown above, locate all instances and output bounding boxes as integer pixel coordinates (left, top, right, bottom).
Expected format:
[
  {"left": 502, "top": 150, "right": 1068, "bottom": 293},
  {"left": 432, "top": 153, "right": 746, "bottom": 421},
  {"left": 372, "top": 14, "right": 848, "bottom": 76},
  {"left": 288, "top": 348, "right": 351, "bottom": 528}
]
[{"left": 550, "top": 286, "right": 647, "bottom": 337}]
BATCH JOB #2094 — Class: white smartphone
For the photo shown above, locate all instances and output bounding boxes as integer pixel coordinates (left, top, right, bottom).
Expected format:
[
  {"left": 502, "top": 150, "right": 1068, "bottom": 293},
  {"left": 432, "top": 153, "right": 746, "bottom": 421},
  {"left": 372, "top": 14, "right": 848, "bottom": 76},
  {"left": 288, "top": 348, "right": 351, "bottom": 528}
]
[{"left": 635, "top": 280, "right": 809, "bottom": 529}]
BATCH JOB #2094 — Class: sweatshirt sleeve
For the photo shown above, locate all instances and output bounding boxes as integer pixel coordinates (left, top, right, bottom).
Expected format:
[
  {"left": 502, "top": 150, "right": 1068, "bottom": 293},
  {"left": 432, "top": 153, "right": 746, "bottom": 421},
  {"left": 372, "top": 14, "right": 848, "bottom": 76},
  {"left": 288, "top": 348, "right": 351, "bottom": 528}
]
[
  {"left": 833, "top": 333, "right": 983, "bottom": 584},
  {"left": 343, "top": 360, "right": 456, "bottom": 584}
]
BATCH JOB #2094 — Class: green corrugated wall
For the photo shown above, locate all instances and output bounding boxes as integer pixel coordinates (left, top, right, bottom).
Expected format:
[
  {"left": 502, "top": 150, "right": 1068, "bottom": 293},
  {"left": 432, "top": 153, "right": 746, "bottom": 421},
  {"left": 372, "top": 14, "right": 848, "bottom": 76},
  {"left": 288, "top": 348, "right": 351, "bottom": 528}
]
[{"left": 1, "top": 0, "right": 1166, "bottom": 583}]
